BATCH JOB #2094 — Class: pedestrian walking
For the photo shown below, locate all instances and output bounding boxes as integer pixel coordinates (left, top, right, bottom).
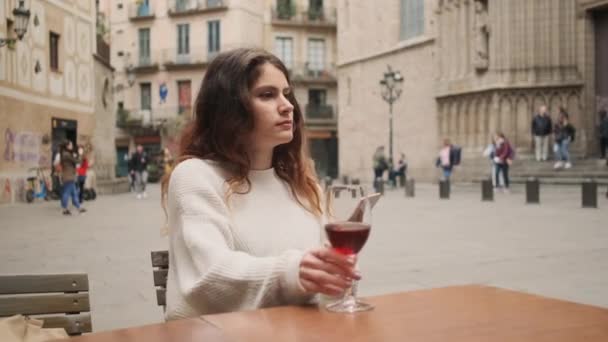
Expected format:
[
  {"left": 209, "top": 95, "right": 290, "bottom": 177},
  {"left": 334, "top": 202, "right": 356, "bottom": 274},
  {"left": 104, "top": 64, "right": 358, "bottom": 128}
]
[
  {"left": 493, "top": 133, "right": 514, "bottom": 193},
  {"left": 129, "top": 144, "right": 149, "bottom": 199},
  {"left": 531, "top": 105, "right": 553, "bottom": 161},
  {"left": 436, "top": 138, "right": 460, "bottom": 181},
  {"left": 553, "top": 108, "right": 576, "bottom": 170},
  {"left": 57, "top": 140, "right": 86, "bottom": 215},
  {"left": 76, "top": 145, "right": 90, "bottom": 204},
  {"left": 161, "top": 48, "right": 357, "bottom": 319},
  {"left": 372, "top": 146, "right": 388, "bottom": 191}
]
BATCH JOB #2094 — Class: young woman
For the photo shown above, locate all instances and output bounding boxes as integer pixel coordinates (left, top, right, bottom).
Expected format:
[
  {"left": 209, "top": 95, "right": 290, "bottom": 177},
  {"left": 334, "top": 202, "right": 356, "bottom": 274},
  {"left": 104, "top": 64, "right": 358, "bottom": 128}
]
[
  {"left": 493, "top": 132, "right": 513, "bottom": 192},
  {"left": 553, "top": 108, "right": 576, "bottom": 169},
  {"left": 59, "top": 140, "right": 86, "bottom": 215},
  {"left": 76, "top": 145, "right": 89, "bottom": 204},
  {"left": 162, "top": 48, "right": 358, "bottom": 320}
]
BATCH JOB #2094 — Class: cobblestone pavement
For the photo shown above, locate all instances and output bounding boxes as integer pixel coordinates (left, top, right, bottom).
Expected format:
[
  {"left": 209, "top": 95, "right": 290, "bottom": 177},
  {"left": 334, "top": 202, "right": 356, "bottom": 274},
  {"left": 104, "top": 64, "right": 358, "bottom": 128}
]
[{"left": 1, "top": 182, "right": 607, "bottom": 331}]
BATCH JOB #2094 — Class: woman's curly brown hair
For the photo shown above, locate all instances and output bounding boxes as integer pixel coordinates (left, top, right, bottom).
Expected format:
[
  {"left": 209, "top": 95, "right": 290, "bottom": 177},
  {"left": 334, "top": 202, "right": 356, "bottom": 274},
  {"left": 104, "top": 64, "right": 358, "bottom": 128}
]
[{"left": 161, "top": 48, "right": 321, "bottom": 216}]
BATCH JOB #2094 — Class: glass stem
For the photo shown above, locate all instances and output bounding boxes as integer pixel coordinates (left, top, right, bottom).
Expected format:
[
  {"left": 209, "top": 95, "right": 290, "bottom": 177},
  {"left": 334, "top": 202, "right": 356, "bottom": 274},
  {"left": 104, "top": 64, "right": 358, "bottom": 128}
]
[{"left": 344, "top": 260, "right": 358, "bottom": 302}]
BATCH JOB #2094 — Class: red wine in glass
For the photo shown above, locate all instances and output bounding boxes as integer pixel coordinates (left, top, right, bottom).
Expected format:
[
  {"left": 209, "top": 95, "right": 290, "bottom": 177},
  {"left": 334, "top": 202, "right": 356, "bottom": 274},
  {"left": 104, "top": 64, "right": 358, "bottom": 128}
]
[{"left": 325, "top": 221, "right": 371, "bottom": 255}]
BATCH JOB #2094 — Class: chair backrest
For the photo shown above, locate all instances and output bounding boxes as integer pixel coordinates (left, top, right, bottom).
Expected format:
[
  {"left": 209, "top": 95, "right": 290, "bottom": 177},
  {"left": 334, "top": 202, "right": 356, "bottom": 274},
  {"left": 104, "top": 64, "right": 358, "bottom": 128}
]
[
  {"left": 0, "top": 273, "right": 92, "bottom": 335},
  {"left": 151, "top": 250, "right": 169, "bottom": 309}
]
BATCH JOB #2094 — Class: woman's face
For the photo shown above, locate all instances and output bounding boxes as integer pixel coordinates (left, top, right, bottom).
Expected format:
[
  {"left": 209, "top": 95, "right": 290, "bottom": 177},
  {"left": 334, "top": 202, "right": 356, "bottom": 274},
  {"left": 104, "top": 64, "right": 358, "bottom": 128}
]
[
  {"left": 67, "top": 142, "right": 73, "bottom": 151},
  {"left": 247, "top": 63, "right": 295, "bottom": 151}
]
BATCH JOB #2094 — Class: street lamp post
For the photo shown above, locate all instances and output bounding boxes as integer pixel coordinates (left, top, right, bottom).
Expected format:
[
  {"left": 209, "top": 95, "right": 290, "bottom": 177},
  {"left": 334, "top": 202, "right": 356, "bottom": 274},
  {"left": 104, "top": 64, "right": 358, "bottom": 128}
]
[
  {"left": 379, "top": 65, "right": 403, "bottom": 163},
  {"left": 0, "top": 0, "right": 31, "bottom": 47}
]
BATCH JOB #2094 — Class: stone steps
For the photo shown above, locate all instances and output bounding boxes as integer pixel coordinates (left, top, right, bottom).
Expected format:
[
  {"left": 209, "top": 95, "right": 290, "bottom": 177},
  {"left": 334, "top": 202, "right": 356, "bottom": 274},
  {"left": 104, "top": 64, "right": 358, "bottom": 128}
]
[{"left": 462, "top": 157, "right": 608, "bottom": 185}]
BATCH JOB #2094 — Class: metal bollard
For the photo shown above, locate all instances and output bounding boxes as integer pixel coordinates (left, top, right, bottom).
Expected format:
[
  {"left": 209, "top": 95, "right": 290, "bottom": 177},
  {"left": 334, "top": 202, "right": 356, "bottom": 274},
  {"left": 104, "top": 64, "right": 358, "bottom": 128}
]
[
  {"left": 342, "top": 175, "right": 350, "bottom": 185},
  {"left": 399, "top": 175, "right": 406, "bottom": 188},
  {"left": 481, "top": 178, "right": 493, "bottom": 202},
  {"left": 582, "top": 179, "right": 597, "bottom": 208},
  {"left": 374, "top": 178, "right": 385, "bottom": 195},
  {"left": 526, "top": 177, "right": 540, "bottom": 204},
  {"left": 405, "top": 179, "right": 415, "bottom": 197},
  {"left": 439, "top": 180, "right": 450, "bottom": 199}
]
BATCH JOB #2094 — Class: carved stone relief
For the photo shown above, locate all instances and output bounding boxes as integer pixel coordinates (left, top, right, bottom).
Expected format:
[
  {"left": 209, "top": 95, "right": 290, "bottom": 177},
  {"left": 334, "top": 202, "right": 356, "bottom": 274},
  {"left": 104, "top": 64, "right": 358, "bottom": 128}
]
[
  {"left": 31, "top": 1, "right": 46, "bottom": 46},
  {"left": 438, "top": 87, "right": 584, "bottom": 153},
  {"left": 65, "top": 60, "right": 76, "bottom": 98},
  {"left": 77, "top": 20, "right": 91, "bottom": 61},
  {"left": 473, "top": 0, "right": 489, "bottom": 72},
  {"left": 32, "top": 49, "right": 47, "bottom": 93},
  {"left": 64, "top": 16, "right": 76, "bottom": 56},
  {"left": 16, "top": 43, "right": 31, "bottom": 89}
]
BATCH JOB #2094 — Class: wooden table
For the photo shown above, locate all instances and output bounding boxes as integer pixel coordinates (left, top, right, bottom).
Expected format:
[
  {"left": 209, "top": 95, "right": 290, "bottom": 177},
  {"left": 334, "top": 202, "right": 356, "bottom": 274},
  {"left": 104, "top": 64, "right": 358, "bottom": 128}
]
[{"left": 56, "top": 285, "right": 608, "bottom": 342}]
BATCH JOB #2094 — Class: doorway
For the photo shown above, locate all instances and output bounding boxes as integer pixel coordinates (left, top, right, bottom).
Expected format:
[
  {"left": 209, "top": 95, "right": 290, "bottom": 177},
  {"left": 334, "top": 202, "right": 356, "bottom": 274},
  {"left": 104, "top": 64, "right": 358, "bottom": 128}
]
[{"left": 51, "top": 118, "right": 77, "bottom": 159}]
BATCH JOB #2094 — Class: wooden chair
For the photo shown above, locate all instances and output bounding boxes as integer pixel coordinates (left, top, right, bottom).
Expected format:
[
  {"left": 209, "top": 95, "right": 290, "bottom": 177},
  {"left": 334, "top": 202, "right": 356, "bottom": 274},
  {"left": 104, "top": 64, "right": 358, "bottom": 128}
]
[
  {"left": 0, "top": 273, "right": 92, "bottom": 335},
  {"left": 151, "top": 250, "right": 169, "bottom": 309}
]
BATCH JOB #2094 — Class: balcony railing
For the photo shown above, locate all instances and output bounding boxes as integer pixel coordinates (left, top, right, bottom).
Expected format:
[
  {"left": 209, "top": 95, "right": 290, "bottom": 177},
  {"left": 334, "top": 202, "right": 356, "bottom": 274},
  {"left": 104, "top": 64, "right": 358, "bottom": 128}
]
[
  {"left": 168, "top": 0, "right": 228, "bottom": 16},
  {"left": 118, "top": 106, "right": 192, "bottom": 128},
  {"left": 271, "top": 6, "right": 336, "bottom": 28},
  {"left": 161, "top": 47, "right": 212, "bottom": 69},
  {"left": 133, "top": 52, "right": 160, "bottom": 73},
  {"left": 305, "top": 104, "right": 335, "bottom": 121},
  {"left": 289, "top": 62, "right": 337, "bottom": 84},
  {"left": 129, "top": 2, "right": 155, "bottom": 20}
]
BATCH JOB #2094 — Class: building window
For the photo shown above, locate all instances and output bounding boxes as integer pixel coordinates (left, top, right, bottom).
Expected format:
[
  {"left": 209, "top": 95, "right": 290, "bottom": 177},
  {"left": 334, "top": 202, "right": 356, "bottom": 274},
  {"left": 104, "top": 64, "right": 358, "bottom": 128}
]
[
  {"left": 177, "top": 80, "right": 192, "bottom": 115},
  {"left": 307, "top": 38, "right": 325, "bottom": 73},
  {"left": 400, "top": 0, "right": 424, "bottom": 40},
  {"left": 208, "top": 20, "right": 220, "bottom": 56},
  {"left": 274, "top": 37, "right": 293, "bottom": 69},
  {"left": 140, "top": 83, "right": 152, "bottom": 110},
  {"left": 138, "top": 28, "right": 151, "bottom": 65},
  {"left": 177, "top": 24, "right": 190, "bottom": 56},
  {"left": 207, "top": 0, "right": 223, "bottom": 7},
  {"left": 308, "top": 89, "right": 327, "bottom": 106},
  {"left": 307, "top": 89, "right": 331, "bottom": 119},
  {"left": 49, "top": 32, "right": 60, "bottom": 71},
  {"left": 308, "top": 0, "right": 323, "bottom": 20}
]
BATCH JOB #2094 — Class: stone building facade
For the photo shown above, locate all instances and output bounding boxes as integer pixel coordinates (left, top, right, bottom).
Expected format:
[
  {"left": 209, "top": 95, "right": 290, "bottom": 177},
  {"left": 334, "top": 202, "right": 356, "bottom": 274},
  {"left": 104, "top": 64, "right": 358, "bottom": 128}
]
[
  {"left": 110, "top": 0, "right": 338, "bottom": 178},
  {"left": 337, "top": 0, "right": 608, "bottom": 182},
  {"left": 0, "top": 0, "right": 98, "bottom": 204}
]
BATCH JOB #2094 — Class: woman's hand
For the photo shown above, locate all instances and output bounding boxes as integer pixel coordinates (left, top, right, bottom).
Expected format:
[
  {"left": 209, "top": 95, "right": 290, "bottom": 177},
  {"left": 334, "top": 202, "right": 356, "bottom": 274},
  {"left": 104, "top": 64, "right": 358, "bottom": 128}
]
[{"left": 299, "top": 247, "right": 361, "bottom": 296}]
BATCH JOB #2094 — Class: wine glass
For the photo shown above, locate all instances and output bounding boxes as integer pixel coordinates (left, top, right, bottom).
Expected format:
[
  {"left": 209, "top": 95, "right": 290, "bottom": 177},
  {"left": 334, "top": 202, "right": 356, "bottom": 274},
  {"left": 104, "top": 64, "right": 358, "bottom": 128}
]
[{"left": 324, "top": 184, "right": 374, "bottom": 313}]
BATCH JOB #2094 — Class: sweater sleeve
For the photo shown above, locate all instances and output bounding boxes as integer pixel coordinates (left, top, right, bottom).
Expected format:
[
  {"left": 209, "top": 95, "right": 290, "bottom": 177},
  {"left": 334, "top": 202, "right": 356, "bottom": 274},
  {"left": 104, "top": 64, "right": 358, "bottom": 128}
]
[{"left": 168, "top": 161, "right": 311, "bottom": 314}]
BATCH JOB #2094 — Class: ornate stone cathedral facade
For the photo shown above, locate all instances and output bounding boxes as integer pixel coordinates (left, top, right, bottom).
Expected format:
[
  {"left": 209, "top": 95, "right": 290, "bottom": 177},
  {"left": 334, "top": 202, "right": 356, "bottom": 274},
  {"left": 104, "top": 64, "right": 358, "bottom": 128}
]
[{"left": 337, "top": 0, "right": 608, "bottom": 181}]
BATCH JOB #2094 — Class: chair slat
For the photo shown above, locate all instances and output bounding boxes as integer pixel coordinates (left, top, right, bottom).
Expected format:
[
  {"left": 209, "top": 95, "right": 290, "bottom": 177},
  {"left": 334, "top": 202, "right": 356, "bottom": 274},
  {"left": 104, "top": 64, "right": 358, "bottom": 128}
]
[
  {"left": 0, "top": 293, "right": 90, "bottom": 316},
  {"left": 151, "top": 251, "right": 169, "bottom": 268},
  {"left": 156, "top": 289, "right": 166, "bottom": 306},
  {"left": 0, "top": 274, "right": 89, "bottom": 294},
  {"left": 40, "top": 313, "right": 93, "bottom": 335},
  {"left": 153, "top": 269, "right": 168, "bottom": 287}
]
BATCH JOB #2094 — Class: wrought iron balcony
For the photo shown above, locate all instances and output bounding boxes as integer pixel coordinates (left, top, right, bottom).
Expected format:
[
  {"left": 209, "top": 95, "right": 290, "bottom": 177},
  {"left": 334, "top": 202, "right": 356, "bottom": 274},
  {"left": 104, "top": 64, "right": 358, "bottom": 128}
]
[
  {"left": 161, "top": 48, "right": 211, "bottom": 70},
  {"left": 271, "top": 6, "right": 336, "bottom": 28},
  {"left": 168, "top": 0, "right": 228, "bottom": 17},
  {"left": 129, "top": 1, "right": 155, "bottom": 21},
  {"left": 132, "top": 52, "right": 160, "bottom": 73},
  {"left": 305, "top": 104, "right": 335, "bottom": 122},
  {"left": 288, "top": 62, "right": 337, "bottom": 85},
  {"left": 117, "top": 106, "right": 192, "bottom": 129}
]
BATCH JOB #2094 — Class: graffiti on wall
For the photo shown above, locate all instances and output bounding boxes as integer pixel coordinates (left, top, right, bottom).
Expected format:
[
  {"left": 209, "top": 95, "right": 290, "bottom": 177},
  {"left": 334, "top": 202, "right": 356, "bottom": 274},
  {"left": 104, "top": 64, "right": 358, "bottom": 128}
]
[
  {"left": 3, "top": 128, "right": 45, "bottom": 166},
  {"left": 0, "top": 177, "right": 26, "bottom": 204},
  {"left": 1, "top": 178, "right": 11, "bottom": 204}
]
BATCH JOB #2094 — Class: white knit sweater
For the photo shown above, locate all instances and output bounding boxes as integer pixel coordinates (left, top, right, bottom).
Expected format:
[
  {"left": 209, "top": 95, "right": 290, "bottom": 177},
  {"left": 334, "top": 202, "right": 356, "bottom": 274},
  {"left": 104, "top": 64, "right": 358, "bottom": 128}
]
[{"left": 165, "top": 159, "right": 322, "bottom": 319}]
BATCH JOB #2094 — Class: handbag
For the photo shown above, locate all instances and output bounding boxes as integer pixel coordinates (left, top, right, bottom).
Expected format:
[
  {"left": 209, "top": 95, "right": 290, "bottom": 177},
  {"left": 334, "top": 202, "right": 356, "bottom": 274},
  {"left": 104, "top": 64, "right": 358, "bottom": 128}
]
[{"left": 0, "top": 315, "right": 68, "bottom": 342}]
